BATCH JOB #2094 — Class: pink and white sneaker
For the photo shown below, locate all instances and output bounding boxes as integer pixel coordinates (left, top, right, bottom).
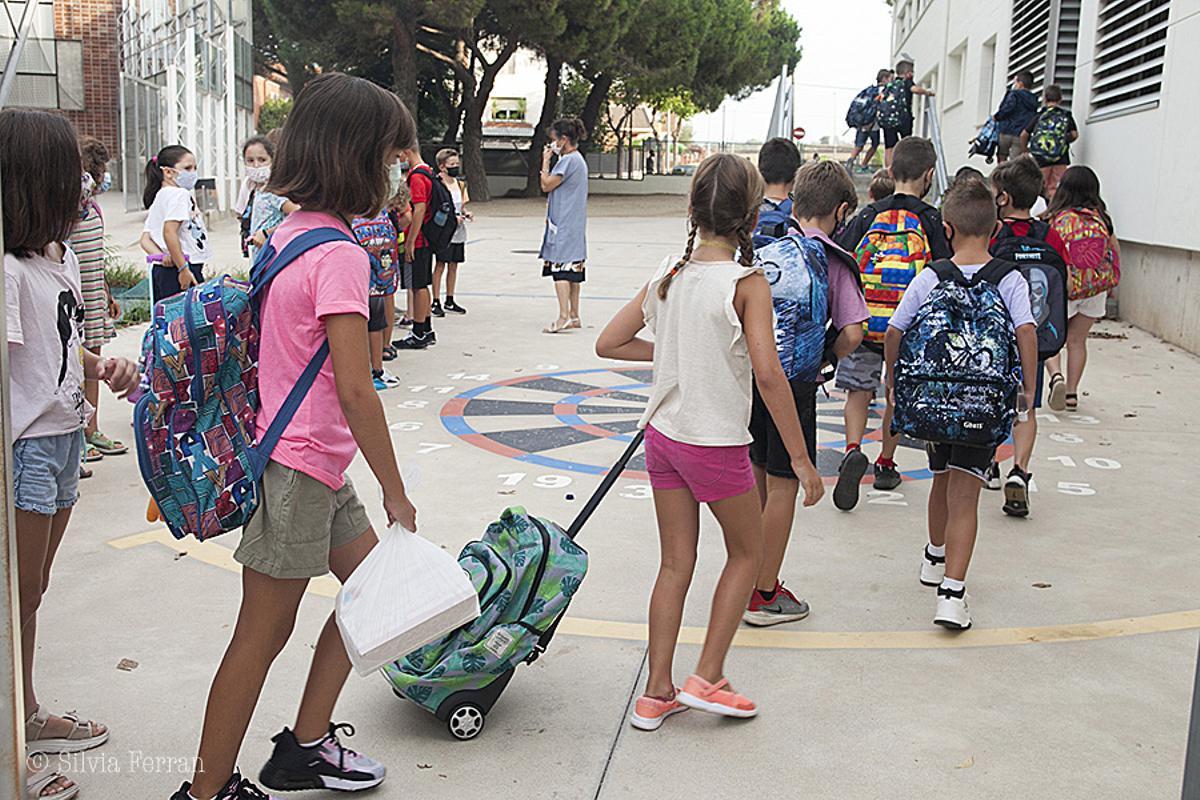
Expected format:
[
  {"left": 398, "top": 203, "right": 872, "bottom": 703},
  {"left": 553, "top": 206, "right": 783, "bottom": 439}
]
[
  {"left": 677, "top": 674, "right": 758, "bottom": 719},
  {"left": 629, "top": 690, "right": 688, "bottom": 731}
]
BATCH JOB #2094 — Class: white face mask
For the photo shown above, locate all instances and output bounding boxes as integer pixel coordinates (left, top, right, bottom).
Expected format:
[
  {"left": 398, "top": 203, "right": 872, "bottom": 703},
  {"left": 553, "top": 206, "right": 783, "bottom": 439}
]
[
  {"left": 246, "top": 165, "right": 270, "bottom": 184},
  {"left": 388, "top": 162, "right": 405, "bottom": 197},
  {"left": 175, "top": 169, "right": 199, "bottom": 191},
  {"left": 551, "top": 141, "right": 563, "bottom": 155}
]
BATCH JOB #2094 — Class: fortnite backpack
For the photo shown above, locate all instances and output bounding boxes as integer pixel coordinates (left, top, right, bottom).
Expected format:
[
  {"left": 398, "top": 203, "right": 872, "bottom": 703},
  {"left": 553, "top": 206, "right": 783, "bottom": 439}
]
[
  {"left": 846, "top": 84, "right": 881, "bottom": 129},
  {"left": 754, "top": 233, "right": 831, "bottom": 382},
  {"left": 752, "top": 197, "right": 799, "bottom": 249},
  {"left": 851, "top": 201, "right": 933, "bottom": 348},
  {"left": 892, "top": 260, "right": 1021, "bottom": 448},
  {"left": 1029, "top": 107, "right": 1071, "bottom": 163},
  {"left": 134, "top": 227, "right": 355, "bottom": 540},
  {"left": 990, "top": 219, "right": 1068, "bottom": 358}
]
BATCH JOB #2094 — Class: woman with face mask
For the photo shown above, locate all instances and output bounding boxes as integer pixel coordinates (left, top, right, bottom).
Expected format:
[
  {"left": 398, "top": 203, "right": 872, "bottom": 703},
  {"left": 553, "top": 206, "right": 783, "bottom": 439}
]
[
  {"left": 539, "top": 117, "right": 589, "bottom": 333},
  {"left": 431, "top": 148, "right": 471, "bottom": 316},
  {"left": 141, "top": 144, "right": 210, "bottom": 301},
  {"left": 69, "top": 136, "right": 124, "bottom": 471}
]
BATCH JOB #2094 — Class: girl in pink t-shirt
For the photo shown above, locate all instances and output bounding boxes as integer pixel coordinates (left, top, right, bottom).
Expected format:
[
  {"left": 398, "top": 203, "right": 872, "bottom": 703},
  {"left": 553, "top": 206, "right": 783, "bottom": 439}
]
[{"left": 177, "top": 74, "right": 419, "bottom": 800}]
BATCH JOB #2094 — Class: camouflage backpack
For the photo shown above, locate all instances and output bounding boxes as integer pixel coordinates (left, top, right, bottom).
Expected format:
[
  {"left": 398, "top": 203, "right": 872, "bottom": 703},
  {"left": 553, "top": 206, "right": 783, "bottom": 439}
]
[{"left": 1029, "top": 107, "right": 1071, "bottom": 163}]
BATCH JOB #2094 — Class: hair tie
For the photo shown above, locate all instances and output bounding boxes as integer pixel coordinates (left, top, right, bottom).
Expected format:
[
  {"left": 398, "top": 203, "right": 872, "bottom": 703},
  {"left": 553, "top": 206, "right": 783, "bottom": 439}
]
[{"left": 150, "top": 155, "right": 158, "bottom": 164}]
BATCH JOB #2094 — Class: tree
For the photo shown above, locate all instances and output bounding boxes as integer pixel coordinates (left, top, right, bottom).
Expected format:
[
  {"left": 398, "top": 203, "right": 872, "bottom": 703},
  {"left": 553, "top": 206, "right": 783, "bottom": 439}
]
[{"left": 257, "top": 97, "right": 293, "bottom": 133}]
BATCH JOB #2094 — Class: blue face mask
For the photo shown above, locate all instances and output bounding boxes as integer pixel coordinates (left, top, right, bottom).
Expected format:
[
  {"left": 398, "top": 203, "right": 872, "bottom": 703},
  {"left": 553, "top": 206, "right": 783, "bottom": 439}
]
[{"left": 98, "top": 171, "right": 112, "bottom": 194}]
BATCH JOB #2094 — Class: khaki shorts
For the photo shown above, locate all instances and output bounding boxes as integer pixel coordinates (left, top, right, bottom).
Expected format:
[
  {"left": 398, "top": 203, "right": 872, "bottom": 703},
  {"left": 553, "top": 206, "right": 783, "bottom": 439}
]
[
  {"left": 235, "top": 462, "right": 371, "bottom": 579},
  {"left": 997, "top": 133, "right": 1026, "bottom": 161}
]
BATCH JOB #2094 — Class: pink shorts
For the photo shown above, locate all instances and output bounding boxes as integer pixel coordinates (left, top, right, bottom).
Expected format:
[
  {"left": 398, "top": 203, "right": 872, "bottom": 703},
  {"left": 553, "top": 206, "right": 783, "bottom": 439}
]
[{"left": 643, "top": 424, "right": 756, "bottom": 503}]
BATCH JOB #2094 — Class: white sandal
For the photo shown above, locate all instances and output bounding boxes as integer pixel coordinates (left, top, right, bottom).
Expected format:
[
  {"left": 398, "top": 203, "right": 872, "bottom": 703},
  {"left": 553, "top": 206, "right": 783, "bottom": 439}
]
[
  {"left": 26, "top": 706, "right": 109, "bottom": 754},
  {"left": 26, "top": 765, "right": 78, "bottom": 799},
  {"left": 543, "top": 318, "right": 571, "bottom": 334},
  {"left": 568, "top": 317, "right": 582, "bottom": 329}
]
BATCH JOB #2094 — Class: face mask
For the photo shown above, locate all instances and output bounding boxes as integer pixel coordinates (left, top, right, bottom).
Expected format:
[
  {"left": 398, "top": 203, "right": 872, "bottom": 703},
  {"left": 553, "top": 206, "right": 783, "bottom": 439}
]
[
  {"left": 446, "top": 166, "right": 461, "bottom": 178},
  {"left": 388, "top": 162, "right": 405, "bottom": 197},
  {"left": 551, "top": 141, "right": 563, "bottom": 155},
  {"left": 79, "top": 173, "right": 96, "bottom": 218},
  {"left": 98, "top": 171, "right": 112, "bottom": 194},
  {"left": 175, "top": 169, "right": 199, "bottom": 191},
  {"left": 246, "top": 165, "right": 270, "bottom": 184}
]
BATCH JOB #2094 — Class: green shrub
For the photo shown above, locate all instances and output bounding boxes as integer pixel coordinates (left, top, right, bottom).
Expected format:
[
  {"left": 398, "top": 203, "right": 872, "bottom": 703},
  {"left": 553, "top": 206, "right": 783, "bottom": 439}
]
[{"left": 258, "top": 98, "right": 292, "bottom": 134}]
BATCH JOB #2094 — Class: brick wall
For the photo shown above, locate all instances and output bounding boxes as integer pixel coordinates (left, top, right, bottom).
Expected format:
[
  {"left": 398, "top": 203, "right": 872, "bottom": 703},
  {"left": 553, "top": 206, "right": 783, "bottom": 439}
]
[{"left": 55, "top": 0, "right": 120, "bottom": 152}]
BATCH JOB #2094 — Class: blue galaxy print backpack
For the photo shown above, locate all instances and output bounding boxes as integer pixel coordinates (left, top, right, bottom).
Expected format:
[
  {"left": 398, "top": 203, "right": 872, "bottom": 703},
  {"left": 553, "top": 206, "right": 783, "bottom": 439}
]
[
  {"left": 754, "top": 232, "right": 830, "bottom": 382},
  {"left": 892, "top": 259, "right": 1021, "bottom": 447}
]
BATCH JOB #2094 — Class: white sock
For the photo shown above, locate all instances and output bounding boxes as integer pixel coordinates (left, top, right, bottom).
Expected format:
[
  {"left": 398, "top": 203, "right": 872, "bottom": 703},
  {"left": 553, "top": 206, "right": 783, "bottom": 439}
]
[
  {"left": 187, "top": 793, "right": 204, "bottom": 800},
  {"left": 926, "top": 543, "right": 946, "bottom": 558},
  {"left": 940, "top": 577, "right": 965, "bottom": 593},
  {"left": 299, "top": 737, "right": 325, "bottom": 748}
]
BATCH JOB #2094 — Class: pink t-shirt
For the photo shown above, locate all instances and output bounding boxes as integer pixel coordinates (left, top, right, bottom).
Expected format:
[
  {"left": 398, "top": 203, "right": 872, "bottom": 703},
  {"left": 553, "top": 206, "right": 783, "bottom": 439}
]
[{"left": 256, "top": 210, "right": 370, "bottom": 489}]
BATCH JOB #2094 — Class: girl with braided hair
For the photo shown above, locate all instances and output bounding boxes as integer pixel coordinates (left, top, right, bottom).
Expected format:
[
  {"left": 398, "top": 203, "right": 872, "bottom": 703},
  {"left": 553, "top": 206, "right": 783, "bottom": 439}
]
[{"left": 596, "top": 153, "right": 822, "bottom": 729}]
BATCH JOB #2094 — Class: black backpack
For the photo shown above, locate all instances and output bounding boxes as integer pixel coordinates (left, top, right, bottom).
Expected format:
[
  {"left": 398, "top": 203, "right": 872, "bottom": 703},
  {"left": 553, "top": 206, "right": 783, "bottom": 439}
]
[
  {"left": 989, "top": 219, "right": 1068, "bottom": 359},
  {"left": 411, "top": 164, "right": 458, "bottom": 252}
]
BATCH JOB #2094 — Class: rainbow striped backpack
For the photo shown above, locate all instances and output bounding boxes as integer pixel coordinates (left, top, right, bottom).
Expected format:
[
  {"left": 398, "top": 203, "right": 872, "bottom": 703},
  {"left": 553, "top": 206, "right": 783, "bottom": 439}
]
[
  {"left": 852, "top": 204, "right": 932, "bottom": 345},
  {"left": 134, "top": 227, "right": 354, "bottom": 540}
]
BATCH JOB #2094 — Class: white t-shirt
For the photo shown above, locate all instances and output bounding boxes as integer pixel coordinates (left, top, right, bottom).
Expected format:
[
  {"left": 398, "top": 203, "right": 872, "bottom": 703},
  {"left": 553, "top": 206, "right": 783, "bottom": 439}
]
[
  {"left": 144, "top": 186, "right": 211, "bottom": 264},
  {"left": 637, "top": 256, "right": 760, "bottom": 446},
  {"left": 890, "top": 261, "right": 1035, "bottom": 332},
  {"left": 5, "top": 247, "right": 92, "bottom": 440}
]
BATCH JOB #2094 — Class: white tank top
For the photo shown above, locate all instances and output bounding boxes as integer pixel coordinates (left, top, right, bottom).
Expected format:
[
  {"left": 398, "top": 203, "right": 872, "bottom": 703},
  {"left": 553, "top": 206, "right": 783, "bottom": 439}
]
[
  {"left": 637, "top": 256, "right": 760, "bottom": 446},
  {"left": 448, "top": 180, "right": 467, "bottom": 244}
]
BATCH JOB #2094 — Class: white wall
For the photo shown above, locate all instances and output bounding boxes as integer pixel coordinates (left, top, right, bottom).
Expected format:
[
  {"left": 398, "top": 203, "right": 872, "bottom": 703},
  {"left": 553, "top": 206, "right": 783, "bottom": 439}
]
[{"left": 892, "top": 0, "right": 1200, "bottom": 252}]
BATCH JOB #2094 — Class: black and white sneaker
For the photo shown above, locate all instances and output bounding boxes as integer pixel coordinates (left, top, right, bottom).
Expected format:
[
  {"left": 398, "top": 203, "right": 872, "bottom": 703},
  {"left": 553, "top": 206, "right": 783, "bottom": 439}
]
[
  {"left": 444, "top": 297, "right": 467, "bottom": 314},
  {"left": 431, "top": 299, "right": 446, "bottom": 317},
  {"left": 934, "top": 585, "right": 971, "bottom": 630},
  {"left": 395, "top": 333, "right": 429, "bottom": 350},
  {"left": 872, "top": 462, "right": 902, "bottom": 490},
  {"left": 259, "top": 724, "right": 385, "bottom": 793},
  {"left": 984, "top": 461, "right": 1002, "bottom": 491},
  {"left": 833, "top": 449, "right": 869, "bottom": 511},
  {"left": 172, "top": 772, "right": 279, "bottom": 800},
  {"left": 919, "top": 545, "right": 946, "bottom": 587},
  {"left": 1003, "top": 467, "right": 1031, "bottom": 517},
  {"left": 426, "top": 330, "right": 437, "bottom": 346}
]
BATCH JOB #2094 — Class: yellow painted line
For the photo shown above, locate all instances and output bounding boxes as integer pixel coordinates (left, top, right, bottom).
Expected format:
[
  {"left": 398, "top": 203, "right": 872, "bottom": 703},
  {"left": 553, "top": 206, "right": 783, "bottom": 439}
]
[{"left": 110, "top": 528, "right": 1200, "bottom": 650}]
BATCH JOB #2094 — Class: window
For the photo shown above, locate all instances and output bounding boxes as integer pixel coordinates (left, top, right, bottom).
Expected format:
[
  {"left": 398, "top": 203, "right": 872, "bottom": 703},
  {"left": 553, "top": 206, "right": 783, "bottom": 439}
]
[
  {"left": 1090, "top": 0, "right": 1170, "bottom": 118},
  {"left": 979, "top": 36, "right": 998, "bottom": 117},
  {"left": 946, "top": 40, "right": 967, "bottom": 105},
  {"left": 490, "top": 97, "right": 527, "bottom": 122}
]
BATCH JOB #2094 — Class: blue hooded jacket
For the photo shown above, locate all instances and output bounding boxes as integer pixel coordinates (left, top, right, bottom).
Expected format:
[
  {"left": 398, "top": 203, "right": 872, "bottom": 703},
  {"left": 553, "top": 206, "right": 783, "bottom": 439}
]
[{"left": 994, "top": 88, "right": 1039, "bottom": 136}]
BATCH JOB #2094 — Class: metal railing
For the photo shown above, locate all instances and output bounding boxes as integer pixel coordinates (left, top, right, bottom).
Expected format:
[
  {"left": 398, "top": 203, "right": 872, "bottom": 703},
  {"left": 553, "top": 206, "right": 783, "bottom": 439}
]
[{"left": 921, "top": 96, "right": 951, "bottom": 205}]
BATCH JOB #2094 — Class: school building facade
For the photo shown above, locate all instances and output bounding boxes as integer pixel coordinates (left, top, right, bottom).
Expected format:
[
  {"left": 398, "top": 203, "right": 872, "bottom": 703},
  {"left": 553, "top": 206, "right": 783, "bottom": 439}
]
[{"left": 892, "top": 0, "right": 1200, "bottom": 354}]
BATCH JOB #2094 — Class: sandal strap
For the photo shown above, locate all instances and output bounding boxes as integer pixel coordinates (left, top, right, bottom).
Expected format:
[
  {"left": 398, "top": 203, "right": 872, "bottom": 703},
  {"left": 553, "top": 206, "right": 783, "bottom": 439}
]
[{"left": 25, "top": 705, "right": 49, "bottom": 739}]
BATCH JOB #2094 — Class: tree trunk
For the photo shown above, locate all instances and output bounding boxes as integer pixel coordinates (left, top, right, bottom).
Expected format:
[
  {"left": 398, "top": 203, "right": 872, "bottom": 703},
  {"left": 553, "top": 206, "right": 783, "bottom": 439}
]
[
  {"left": 459, "top": 41, "right": 518, "bottom": 203},
  {"left": 580, "top": 73, "right": 612, "bottom": 151},
  {"left": 391, "top": 16, "right": 419, "bottom": 129},
  {"left": 524, "top": 54, "right": 562, "bottom": 197}
]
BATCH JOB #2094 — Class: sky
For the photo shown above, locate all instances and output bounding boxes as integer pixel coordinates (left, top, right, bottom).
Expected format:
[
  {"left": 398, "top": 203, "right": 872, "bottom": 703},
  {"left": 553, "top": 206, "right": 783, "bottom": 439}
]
[{"left": 691, "top": 0, "right": 894, "bottom": 145}]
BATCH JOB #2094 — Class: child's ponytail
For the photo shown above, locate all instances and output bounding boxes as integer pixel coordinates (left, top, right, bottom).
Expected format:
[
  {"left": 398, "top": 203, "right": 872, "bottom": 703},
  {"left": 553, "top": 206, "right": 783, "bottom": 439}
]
[{"left": 143, "top": 144, "right": 192, "bottom": 209}]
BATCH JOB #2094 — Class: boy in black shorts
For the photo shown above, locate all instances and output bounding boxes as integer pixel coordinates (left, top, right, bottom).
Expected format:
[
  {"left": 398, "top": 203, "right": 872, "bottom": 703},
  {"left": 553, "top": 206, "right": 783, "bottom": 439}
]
[
  {"left": 745, "top": 162, "right": 868, "bottom": 627},
  {"left": 396, "top": 144, "right": 436, "bottom": 350},
  {"left": 885, "top": 181, "right": 1037, "bottom": 630}
]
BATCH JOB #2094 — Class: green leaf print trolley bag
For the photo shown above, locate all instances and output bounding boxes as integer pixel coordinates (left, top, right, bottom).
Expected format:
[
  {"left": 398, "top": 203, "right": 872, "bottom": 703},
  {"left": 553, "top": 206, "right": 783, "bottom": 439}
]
[{"left": 383, "top": 431, "right": 644, "bottom": 740}]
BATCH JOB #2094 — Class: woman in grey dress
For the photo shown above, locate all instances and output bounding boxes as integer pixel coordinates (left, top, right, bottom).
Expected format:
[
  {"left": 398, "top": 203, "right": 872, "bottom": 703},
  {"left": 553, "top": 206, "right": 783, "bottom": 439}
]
[{"left": 539, "top": 118, "right": 589, "bottom": 333}]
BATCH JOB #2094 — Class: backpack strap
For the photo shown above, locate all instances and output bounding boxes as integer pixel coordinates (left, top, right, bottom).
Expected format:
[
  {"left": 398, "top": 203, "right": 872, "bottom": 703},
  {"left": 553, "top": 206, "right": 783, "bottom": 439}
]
[
  {"left": 971, "top": 258, "right": 1019, "bottom": 287},
  {"left": 930, "top": 259, "right": 966, "bottom": 285},
  {"left": 247, "top": 225, "right": 356, "bottom": 479}
]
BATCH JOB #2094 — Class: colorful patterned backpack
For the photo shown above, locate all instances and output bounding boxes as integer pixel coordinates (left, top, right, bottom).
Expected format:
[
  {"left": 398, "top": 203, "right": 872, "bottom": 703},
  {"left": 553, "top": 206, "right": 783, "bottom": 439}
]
[
  {"left": 351, "top": 211, "right": 400, "bottom": 295},
  {"left": 384, "top": 507, "right": 588, "bottom": 723},
  {"left": 877, "top": 78, "right": 908, "bottom": 129},
  {"left": 852, "top": 205, "right": 932, "bottom": 347},
  {"left": 133, "top": 227, "right": 355, "bottom": 540},
  {"left": 1029, "top": 106, "right": 1071, "bottom": 164},
  {"left": 755, "top": 233, "right": 831, "bottom": 381},
  {"left": 893, "top": 260, "right": 1021, "bottom": 448},
  {"left": 1052, "top": 207, "right": 1120, "bottom": 300}
]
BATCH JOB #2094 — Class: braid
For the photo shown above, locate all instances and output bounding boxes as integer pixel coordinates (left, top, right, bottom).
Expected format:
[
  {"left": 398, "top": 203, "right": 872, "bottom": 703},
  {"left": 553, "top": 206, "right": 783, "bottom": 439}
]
[
  {"left": 658, "top": 221, "right": 698, "bottom": 299},
  {"left": 736, "top": 224, "right": 755, "bottom": 267}
]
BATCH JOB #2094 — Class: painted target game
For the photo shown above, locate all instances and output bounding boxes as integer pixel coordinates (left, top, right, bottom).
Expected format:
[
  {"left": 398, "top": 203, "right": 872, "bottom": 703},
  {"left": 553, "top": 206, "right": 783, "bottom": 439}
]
[{"left": 440, "top": 367, "right": 1014, "bottom": 483}]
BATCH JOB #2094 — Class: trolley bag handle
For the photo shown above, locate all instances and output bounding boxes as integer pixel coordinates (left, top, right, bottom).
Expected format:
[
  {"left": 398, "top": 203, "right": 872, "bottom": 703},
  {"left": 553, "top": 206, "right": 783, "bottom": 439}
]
[{"left": 565, "top": 428, "right": 645, "bottom": 541}]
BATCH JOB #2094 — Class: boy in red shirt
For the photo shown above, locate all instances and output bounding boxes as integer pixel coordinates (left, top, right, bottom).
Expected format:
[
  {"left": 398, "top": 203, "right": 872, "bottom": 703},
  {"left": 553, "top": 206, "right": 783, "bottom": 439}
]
[{"left": 396, "top": 144, "right": 436, "bottom": 349}]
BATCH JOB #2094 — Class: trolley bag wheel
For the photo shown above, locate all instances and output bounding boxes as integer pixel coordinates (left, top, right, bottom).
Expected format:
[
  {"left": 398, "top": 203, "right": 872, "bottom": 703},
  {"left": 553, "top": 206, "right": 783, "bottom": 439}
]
[{"left": 447, "top": 703, "right": 486, "bottom": 741}]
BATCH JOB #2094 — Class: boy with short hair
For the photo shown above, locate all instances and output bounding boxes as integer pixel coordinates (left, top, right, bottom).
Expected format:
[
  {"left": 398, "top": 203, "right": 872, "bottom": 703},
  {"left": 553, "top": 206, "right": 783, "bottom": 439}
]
[
  {"left": 833, "top": 136, "right": 952, "bottom": 511},
  {"left": 994, "top": 70, "right": 1038, "bottom": 163},
  {"left": 986, "top": 154, "right": 1070, "bottom": 515},
  {"left": 867, "top": 169, "right": 895, "bottom": 203},
  {"left": 1021, "top": 84, "right": 1078, "bottom": 200},
  {"left": 746, "top": 161, "right": 868, "bottom": 626},
  {"left": 885, "top": 180, "right": 1038, "bottom": 629},
  {"left": 878, "top": 59, "right": 935, "bottom": 168},
  {"left": 396, "top": 144, "right": 436, "bottom": 350},
  {"left": 753, "top": 137, "right": 802, "bottom": 246}
]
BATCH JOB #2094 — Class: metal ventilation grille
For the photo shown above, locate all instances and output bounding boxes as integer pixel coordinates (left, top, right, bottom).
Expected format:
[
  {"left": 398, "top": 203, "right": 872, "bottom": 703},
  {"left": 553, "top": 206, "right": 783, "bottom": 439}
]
[
  {"left": 1091, "top": 0, "right": 1171, "bottom": 117},
  {"left": 1052, "top": 0, "right": 1082, "bottom": 105},
  {"left": 1009, "top": 0, "right": 1051, "bottom": 89}
]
